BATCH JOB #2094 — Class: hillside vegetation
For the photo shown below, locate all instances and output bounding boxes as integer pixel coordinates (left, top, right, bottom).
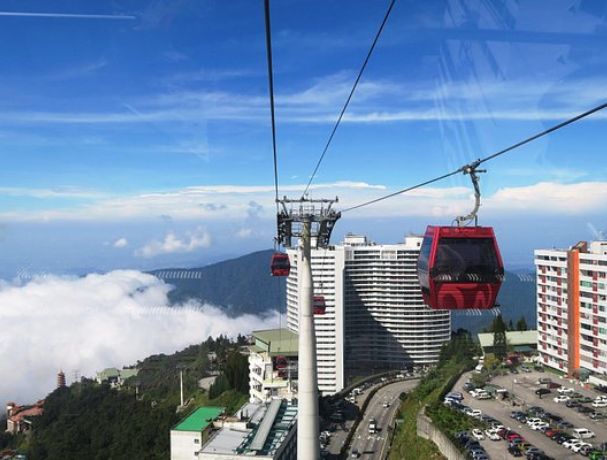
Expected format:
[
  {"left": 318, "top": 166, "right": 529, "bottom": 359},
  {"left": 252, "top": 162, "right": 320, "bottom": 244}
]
[
  {"left": 389, "top": 330, "right": 479, "bottom": 459},
  {"left": 19, "top": 336, "right": 249, "bottom": 460}
]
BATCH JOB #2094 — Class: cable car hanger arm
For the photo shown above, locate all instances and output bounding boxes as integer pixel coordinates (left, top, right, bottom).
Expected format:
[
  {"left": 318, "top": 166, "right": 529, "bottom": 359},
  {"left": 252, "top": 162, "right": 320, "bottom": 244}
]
[{"left": 455, "top": 162, "right": 486, "bottom": 227}]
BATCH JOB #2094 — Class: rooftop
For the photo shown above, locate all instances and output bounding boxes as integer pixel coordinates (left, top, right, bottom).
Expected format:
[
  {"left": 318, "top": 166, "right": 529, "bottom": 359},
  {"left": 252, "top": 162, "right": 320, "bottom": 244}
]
[
  {"left": 173, "top": 406, "right": 224, "bottom": 432},
  {"left": 478, "top": 330, "right": 538, "bottom": 348},
  {"left": 201, "top": 400, "right": 297, "bottom": 456},
  {"left": 251, "top": 328, "right": 298, "bottom": 357}
]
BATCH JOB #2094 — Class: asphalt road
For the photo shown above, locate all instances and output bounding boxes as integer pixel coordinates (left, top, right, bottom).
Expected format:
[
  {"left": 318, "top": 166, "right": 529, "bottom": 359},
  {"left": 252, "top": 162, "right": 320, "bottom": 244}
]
[{"left": 348, "top": 379, "right": 419, "bottom": 459}]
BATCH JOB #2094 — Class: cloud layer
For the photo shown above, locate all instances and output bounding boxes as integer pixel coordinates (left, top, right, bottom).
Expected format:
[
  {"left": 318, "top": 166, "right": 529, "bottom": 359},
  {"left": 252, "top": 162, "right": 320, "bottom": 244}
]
[
  {"left": 2, "top": 180, "right": 607, "bottom": 224},
  {"left": 0, "top": 271, "right": 278, "bottom": 404},
  {"left": 136, "top": 227, "right": 211, "bottom": 258}
]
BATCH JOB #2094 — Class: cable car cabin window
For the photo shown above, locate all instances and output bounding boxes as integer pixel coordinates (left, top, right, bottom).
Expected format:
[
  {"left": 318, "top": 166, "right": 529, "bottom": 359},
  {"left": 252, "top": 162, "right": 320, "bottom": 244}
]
[
  {"left": 432, "top": 237, "right": 501, "bottom": 282},
  {"left": 418, "top": 237, "right": 432, "bottom": 271}
]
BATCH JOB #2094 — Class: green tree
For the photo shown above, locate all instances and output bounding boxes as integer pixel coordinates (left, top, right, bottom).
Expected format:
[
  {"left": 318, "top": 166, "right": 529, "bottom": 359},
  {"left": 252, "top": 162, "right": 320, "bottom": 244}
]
[
  {"left": 516, "top": 316, "right": 528, "bottom": 331},
  {"left": 493, "top": 314, "right": 507, "bottom": 360}
]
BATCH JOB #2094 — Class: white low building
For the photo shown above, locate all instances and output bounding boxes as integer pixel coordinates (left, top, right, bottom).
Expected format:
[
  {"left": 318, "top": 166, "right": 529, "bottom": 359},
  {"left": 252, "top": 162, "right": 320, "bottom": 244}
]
[{"left": 170, "top": 406, "right": 225, "bottom": 460}]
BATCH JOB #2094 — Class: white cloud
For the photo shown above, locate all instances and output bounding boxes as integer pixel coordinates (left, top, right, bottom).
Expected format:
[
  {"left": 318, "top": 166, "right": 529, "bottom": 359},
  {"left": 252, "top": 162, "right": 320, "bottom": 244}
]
[
  {"left": 0, "top": 270, "right": 278, "bottom": 403},
  {"left": 136, "top": 227, "right": 211, "bottom": 258},
  {"left": 0, "top": 186, "right": 104, "bottom": 199},
  {"left": 113, "top": 238, "right": 128, "bottom": 248},
  {"left": 1, "top": 76, "right": 605, "bottom": 126},
  {"left": 1, "top": 180, "right": 606, "bottom": 223},
  {"left": 236, "top": 228, "right": 253, "bottom": 238}
]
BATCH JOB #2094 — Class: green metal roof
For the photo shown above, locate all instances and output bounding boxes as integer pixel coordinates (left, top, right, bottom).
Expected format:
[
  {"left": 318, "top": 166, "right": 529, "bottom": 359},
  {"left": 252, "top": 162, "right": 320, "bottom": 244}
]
[
  {"left": 173, "top": 406, "right": 224, "bottom": 432},
  {"left": 478, "top": 330, "right": 537, "bottom": 349},
  {"left": 97, "top": 368, "right": 120, "bottom": 380},
  {"left": 120, "top": 368, "right": 139, "bottom": 379},
  {"left": 251, "top": 328, "right": 298, "bottom": 356}
]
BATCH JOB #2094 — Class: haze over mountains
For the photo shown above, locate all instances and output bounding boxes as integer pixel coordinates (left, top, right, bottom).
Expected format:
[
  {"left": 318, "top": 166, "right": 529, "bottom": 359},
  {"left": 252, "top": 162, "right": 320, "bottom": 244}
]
[{"left": 152, "top": 249, "right": 536, "bottom": 334}]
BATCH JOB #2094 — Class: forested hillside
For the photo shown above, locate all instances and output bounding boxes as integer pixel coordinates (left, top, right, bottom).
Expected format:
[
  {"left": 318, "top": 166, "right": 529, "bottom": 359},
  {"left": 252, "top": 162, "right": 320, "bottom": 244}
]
[
  {"left": 151, "top": 249, "right": 285, "bottom": 316},
  {"left": 12, "top": 336, "right": 249, "bottom": 460}
]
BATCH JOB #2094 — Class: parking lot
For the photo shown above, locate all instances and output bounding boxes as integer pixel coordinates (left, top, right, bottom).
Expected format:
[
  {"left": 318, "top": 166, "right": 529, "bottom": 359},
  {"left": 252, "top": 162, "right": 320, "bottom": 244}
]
[{"left": 451, "top": 368, "right": 607, "bottom": 459}]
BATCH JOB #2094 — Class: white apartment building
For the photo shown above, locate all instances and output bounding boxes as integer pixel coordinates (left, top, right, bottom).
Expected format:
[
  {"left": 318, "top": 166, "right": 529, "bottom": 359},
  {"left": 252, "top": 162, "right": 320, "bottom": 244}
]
[
  {"left": 249, "top": 328, "right": 298, "bottom": 404},
  {"left": 536, "top": 241, "right": 607, "bottom": 377},
  {"left": 286, "top": 235, "right": 451, "bottom": 394}
]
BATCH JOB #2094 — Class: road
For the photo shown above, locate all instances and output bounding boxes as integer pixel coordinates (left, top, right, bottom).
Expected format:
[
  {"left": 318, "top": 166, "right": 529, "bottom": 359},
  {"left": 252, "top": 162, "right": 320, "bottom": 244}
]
[{"left": 348, "top": 379, "right": 419, "bottom": 459}]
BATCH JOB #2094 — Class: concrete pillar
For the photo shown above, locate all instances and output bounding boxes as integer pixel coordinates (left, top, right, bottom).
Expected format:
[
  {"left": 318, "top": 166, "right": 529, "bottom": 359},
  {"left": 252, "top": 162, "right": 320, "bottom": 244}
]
[{"left": 297, "top": 217, "right": 319, "bottom": 459}]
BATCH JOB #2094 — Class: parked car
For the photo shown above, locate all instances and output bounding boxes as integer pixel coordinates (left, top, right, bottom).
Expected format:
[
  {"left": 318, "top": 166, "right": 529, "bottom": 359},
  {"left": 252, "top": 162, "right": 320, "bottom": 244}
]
[
  {"left": 506, "top": 432, "right": 523, "bottom": 441},
  {"left": 465, "top": 408, "right": 482, "bottom": 418},
  {"left": 530, "top": 422, "right": 549, "bottom": 431},
  {"left": 563, "top": 439, "right": 583, "bottom": 450},
  {"left": 589, "top": 411, "right": 606, "bottom": 420},
  {"left": 508, "top": 445, "right": 523, "bottom": 457},
  {"left": 526, "top": 417, "right": 543, "bottom": 426},
  {"left": 578, "top": 406, "right": 594, "bottom": 414},
  {"left": 463, "top": 382, "right": 476, "bottom": 392},
  {"left": 558, "top": 387, "right": 575, "bottom": 394},
  {"left": 573, "top": 428, "right": 595, "bottom": 439},
  {"left": 592, "top": 400, "right": 607, "bottom": 408},
  {"left": 554, "top": 395, "right": 570, "bottom": 403},
  {"left": 535, "top": 388, "right": 551, "bottom": 396},
  {"left": 556, "top": 420, "right": 574, "bottom": 429},
  {"left": 484, "top": 429, "right": 500, "bottom": 441},
  {"left": 572, "top": 442, "right": 593, "bottom": 453},
  {"left": 566, "top": 399, "right": 580, "bottom": 408},
  {"left": 471, "top": 429, "right": 484, "bottom": 440}
]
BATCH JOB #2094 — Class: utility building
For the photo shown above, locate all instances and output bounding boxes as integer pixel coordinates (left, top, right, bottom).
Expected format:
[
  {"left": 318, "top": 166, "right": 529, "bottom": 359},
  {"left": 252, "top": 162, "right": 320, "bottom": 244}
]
[
  {"left": 536, "top": 241, "right": 607, "bottom": 378},
  {"left": 286, "top": 234, "right": 451, "bottom": 394}
]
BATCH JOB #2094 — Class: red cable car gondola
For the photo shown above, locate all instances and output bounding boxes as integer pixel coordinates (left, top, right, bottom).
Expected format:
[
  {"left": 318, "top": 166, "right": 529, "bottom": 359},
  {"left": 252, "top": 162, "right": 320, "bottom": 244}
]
[
  {"left": 418, "top": 225, "right": 504, "bottom": 310},
  {"left": 274, "top": 355, "right": 287, "bottom": 369},
  {"left": 270, "top": 252, "right": 290, "bottom": 276},
  {"left": 417, "top": 164, "right": 504, "bottom": 310},
  {"left": 313, "top": 295, "right": 326, "bottom": 315}
]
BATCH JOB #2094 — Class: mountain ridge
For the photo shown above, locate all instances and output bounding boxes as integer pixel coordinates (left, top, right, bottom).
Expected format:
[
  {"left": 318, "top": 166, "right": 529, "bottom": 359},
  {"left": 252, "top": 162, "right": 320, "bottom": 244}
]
[{"left": 152, "top": 249, "right": 536, "bottom": 334}]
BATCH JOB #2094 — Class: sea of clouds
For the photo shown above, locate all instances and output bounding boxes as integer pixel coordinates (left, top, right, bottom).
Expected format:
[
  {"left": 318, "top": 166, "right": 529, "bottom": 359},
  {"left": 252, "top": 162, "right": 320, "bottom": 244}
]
[{"left": 0, "top": 270, "right": 278, "bottom": 404}]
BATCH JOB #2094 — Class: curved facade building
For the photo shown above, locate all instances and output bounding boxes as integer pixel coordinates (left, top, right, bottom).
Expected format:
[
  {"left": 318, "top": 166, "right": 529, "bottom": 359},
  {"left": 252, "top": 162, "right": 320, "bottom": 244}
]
[{"left": 286, "top": 235, "right": 451, "bottom": 394}]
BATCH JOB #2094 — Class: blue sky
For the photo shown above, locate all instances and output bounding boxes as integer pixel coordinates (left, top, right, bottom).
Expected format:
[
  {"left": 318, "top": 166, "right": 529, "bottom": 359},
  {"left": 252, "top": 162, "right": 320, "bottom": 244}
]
[{"left": 0, "top": 0, "right": 607, "bottom": 276}]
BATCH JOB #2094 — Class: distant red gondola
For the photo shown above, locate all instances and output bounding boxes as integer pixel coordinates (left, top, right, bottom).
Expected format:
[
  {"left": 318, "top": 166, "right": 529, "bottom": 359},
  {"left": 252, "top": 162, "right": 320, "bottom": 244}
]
[
  {"left": 417, "top": 226, "right": 504, "bottom": 310},
  {"left": 274, "top": 355, "right": 287, "bottom": 369},
  {"left": 313, "top": 295, "right": 326, "bottom": 315},
  {"left": 270, "top": 252, "right": 290, "bottom": 276}
]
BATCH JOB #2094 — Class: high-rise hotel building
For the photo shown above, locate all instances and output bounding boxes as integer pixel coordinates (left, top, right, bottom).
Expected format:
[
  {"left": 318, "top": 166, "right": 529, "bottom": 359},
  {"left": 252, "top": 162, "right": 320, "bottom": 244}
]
[
  {"left": 536, "top": 241, "right": 607, "bottom": 376},
  {"left": 286, "top": 235, "right": 451, "bottom": 395}
]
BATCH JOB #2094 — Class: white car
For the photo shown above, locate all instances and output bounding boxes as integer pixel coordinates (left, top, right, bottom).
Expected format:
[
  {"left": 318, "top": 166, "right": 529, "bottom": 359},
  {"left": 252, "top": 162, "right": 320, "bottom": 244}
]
[
  {"left": 572, "top": 442, "right": 593, "bottom": 453},
  {"left": 484, "top": 429, "right": 500, "bottom": 441},
  {"left": 530, "top": 422, "right": 549, "bottom": 431},
  {"left": 471, "top": 429, "right": 484, "bottom": 440},
  {"left": 573, "top": 428, "right": 595, "bottom": 439},
  {"left": 558, "top": 387, "right": 575, "bottom": 394},
  {"left": 526, "top": 417, "right": 543, "bottom": 426},
  {"left": 592, "top": 400, "right": 607, "bottom": 408},
  {"left": 553, "top": 395, "right": 570, "bottom": 403},
  {"left": 563, "top": 439, "right": 582, "bottom": 450},
  {"left": 465, "top": 408, "right": 482, "bottom": 418}
]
